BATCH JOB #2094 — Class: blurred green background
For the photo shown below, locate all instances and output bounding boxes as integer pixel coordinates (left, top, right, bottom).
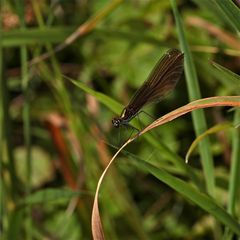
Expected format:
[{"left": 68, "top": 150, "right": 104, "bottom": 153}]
[{"left": 1, "top": 0, "right": 240, "bottom": 239}]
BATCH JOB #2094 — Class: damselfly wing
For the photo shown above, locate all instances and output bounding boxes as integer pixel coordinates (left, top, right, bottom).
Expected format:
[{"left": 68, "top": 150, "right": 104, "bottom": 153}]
[{"left": 112, "top": 49, "right": 184, "bottom": 128}]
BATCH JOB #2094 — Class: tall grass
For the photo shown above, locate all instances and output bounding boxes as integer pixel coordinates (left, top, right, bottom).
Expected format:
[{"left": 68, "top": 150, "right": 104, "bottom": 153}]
[{"left": 1, "top": 1, "right": 240, "bottom": 239}]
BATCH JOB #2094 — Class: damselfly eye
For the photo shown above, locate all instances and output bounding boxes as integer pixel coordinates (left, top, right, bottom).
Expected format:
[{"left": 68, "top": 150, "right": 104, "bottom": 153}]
[{"left": 112, "top": 118, "right": 120, "bottom": 128}]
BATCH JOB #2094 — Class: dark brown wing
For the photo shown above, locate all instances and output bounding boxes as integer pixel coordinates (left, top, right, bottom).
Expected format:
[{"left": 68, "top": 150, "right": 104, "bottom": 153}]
[{"left": 126, "top": 49, "right": 184, "bottom": 113}]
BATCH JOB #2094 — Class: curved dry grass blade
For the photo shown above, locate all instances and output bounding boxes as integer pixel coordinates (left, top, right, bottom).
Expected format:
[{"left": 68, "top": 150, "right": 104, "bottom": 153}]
[
  {"left": 185, "top": 122, "right": 233, "bottom": 164},
  {"left": 138, "top": 96, "right": 240, "bottom": 137},
  {"left": 92, "top": 96, "right": 240, "bottom": 238},
  {"left": 91, "top": 138, "right": 135, "bottom": 240}
]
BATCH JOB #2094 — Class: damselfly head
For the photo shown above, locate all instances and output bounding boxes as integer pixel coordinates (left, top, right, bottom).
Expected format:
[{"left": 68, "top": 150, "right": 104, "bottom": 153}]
[{"left": 112, "top": 117, "right": 121, "bottom": 128}]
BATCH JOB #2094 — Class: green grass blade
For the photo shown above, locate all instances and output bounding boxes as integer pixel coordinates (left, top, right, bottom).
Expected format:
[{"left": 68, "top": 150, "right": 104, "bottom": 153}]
[
  {"left": 145, "top": 134, "right": 204, "bottom": 189},
  {"left": 1, "top": 27, "right": 171, "bottom": 48},
  {"left": 224, "top": 109, "right": 240, "bottom": 238},
  {"left": 1, "top": 27, "right": 75, "bottom": 47},
  {"left": 171, "top": 0, "right": 215, "bottom": 195},
  {"left": 0, "top": 8, "right": 6, "bottom": 238},
  {"left": 185, "top": 123, "right": 233, "bottom": 164},
  {"left": 20, "top": 188, "right": 83, "bottom": 205},
  {"left": 192, "top": 0, "right": 239, "bottom": 32},
  {"left": 132, "top": 158, "right": 240, "bottom": 236},
  {"left": 211, "top": 61, "right": 240, "bottom": 90},
  {"left": 68, "top": 77, "right": 123, "bottom": 113},
  {"left": 228, "top": 109, "right": 240, "bottom": 215},
  {"left": 211, "top": 54, "right": 240, "bottom": 230},
  {"left": 15, "top": 1, "right": 32, "bottom": 239},
  {"left": 214, "top": 0, "right": 240, "bottom": 33}
]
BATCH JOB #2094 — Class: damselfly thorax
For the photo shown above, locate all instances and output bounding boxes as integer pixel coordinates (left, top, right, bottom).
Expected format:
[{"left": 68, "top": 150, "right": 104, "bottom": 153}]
[
  {"left": 112, "top": 107, "right": 138, "bottom": 128},
  {"left": 112, "top": 48, "right": 184, "bottom": 129}
]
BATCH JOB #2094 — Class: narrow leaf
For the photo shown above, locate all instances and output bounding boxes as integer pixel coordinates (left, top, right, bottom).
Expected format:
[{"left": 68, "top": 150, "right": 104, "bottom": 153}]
[{"left": 185, "top": 122, "right": 233, "bottom": 163}]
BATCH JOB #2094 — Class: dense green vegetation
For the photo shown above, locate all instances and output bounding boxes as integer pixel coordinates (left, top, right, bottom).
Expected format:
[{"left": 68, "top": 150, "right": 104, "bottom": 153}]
[{"left": 1, "top": 0, "right": 240, "bottom": 239}]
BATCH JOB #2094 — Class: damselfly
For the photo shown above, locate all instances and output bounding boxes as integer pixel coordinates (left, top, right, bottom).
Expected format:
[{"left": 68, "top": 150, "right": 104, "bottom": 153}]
[{"left": 112, "top": 49, "right": 184, "bottom": 129}]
